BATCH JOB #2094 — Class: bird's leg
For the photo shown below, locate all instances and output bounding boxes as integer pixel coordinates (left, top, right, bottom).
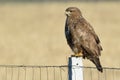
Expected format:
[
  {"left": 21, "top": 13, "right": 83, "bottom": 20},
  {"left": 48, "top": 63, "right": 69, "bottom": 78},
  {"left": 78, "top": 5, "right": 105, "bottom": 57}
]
[{"left": 71, "top": 51, "right": 83, "bottom": 57}]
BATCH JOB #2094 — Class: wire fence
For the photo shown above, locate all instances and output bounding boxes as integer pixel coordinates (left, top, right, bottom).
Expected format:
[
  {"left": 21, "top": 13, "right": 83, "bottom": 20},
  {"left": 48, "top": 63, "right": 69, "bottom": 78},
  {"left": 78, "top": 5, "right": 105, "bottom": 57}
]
[{"left": 0, "top": 65, "right": 120, "bottom": 80}]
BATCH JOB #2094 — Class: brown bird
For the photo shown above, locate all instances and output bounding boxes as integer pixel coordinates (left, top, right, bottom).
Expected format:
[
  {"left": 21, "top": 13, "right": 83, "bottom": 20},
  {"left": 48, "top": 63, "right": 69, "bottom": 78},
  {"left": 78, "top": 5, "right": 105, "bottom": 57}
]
[{"left": 65, "top": 7, "right": 103, "bottom": 72}]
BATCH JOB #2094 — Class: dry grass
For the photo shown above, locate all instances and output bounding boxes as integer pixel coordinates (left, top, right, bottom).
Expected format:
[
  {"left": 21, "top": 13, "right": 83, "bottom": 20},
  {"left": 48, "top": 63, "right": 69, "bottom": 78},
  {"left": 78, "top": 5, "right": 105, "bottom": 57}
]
[{"left": 0, "top": 2, "right": 120, "bottom": 68}]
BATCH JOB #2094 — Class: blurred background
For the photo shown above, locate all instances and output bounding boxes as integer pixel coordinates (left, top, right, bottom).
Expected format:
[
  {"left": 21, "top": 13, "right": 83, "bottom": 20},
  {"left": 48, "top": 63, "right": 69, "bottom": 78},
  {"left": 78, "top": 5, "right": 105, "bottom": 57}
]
[{"left": 0, "top": 0, "right": 120, "bottom": 68}]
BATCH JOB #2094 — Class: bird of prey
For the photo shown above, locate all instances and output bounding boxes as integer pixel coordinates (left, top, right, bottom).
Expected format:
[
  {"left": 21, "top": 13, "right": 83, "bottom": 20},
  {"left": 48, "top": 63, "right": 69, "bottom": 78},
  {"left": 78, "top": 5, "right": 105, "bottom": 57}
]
[{"left": 65, "top": 7, "right": 103, "bottom": 72}]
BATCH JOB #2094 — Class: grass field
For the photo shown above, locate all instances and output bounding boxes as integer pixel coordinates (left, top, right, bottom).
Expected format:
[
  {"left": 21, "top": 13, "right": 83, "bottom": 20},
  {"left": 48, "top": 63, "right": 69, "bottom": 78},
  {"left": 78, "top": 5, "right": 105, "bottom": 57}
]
[{"left": 0, "top": 2, "right": 120, "bottom": 68}]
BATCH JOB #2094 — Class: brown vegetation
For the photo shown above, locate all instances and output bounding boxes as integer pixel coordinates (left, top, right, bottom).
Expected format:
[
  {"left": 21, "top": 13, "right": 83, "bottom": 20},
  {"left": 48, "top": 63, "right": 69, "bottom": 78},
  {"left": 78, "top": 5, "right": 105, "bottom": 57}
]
[{"left": 0, "top": 2, "right": 120, "bottom": 68}]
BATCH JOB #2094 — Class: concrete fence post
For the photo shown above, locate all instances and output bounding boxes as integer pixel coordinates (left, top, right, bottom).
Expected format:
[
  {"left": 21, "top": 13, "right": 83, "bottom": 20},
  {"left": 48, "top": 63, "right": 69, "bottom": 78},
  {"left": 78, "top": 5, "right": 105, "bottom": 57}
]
[{"left": 68, "top": 57, "right": 83, "bottom": 80}]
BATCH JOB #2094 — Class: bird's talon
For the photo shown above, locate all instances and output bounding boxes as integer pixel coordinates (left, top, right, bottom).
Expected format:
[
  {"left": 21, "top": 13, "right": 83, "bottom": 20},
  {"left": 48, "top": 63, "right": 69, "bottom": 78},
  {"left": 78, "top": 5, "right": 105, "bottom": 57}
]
[{"left": 71, "top": 53, "right": 83, "bottom": 57}]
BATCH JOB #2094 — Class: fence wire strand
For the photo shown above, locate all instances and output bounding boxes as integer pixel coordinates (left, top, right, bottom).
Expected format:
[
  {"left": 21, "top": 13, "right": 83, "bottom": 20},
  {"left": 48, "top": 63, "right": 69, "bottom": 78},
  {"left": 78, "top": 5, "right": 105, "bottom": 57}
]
[{"left": 0, "top": 65, "right": 120, "bottom": 80}]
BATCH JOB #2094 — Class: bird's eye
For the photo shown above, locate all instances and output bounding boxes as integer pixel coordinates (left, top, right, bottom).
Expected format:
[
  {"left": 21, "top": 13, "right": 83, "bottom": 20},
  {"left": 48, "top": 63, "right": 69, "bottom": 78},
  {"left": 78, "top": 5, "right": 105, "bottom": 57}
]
[{"left": 69, "top": 10, "right": 73, "bottom": 12}]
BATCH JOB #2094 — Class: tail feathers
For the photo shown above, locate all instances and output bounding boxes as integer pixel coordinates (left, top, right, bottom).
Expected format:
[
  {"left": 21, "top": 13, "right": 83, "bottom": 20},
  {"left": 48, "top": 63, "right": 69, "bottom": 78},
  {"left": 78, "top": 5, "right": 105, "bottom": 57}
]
[{"left": 91, "top": 57, "right": 103, "bottom": 72}]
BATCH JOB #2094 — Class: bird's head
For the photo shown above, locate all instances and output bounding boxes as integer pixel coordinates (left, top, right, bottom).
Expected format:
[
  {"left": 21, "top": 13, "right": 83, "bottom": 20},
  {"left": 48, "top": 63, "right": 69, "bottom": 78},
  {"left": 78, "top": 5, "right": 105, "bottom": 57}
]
[{"left": 65, "top": 7, "right": 82, "bottom": 18}]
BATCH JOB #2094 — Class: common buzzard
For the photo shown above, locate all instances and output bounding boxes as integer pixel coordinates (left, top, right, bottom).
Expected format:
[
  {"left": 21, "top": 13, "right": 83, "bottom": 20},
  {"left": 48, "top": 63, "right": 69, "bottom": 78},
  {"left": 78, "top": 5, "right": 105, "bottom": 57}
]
[{"left": 65, "top": 7, "right": 103, "bottom": 72}]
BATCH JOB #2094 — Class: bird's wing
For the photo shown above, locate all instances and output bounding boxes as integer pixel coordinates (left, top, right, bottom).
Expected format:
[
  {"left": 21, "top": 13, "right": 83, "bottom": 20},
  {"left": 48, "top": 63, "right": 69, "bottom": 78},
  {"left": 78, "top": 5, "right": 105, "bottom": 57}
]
[
  {"left": 75, "top": 21, "right": 101, "bottom": 57},
  {"left": 88, "top": 23, "right": 101, "bottom": 44},
  {"left": 87, "top": 22, "right": 103, "bottom": 51}
]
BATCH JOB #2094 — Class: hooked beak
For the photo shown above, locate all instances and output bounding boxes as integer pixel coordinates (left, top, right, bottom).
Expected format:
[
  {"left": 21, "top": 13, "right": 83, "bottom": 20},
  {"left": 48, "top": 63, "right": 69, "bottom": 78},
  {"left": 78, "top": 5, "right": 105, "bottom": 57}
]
[{"left": 65, "top": 11, "right": 71, "bottom": 16}]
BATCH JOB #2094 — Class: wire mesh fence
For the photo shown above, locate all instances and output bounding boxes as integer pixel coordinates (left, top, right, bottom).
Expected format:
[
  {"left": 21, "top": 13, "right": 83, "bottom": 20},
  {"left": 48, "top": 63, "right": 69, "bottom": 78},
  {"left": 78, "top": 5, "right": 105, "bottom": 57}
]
[{"left": 0, "top": 65, "right": 120, "bottom": 80}]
